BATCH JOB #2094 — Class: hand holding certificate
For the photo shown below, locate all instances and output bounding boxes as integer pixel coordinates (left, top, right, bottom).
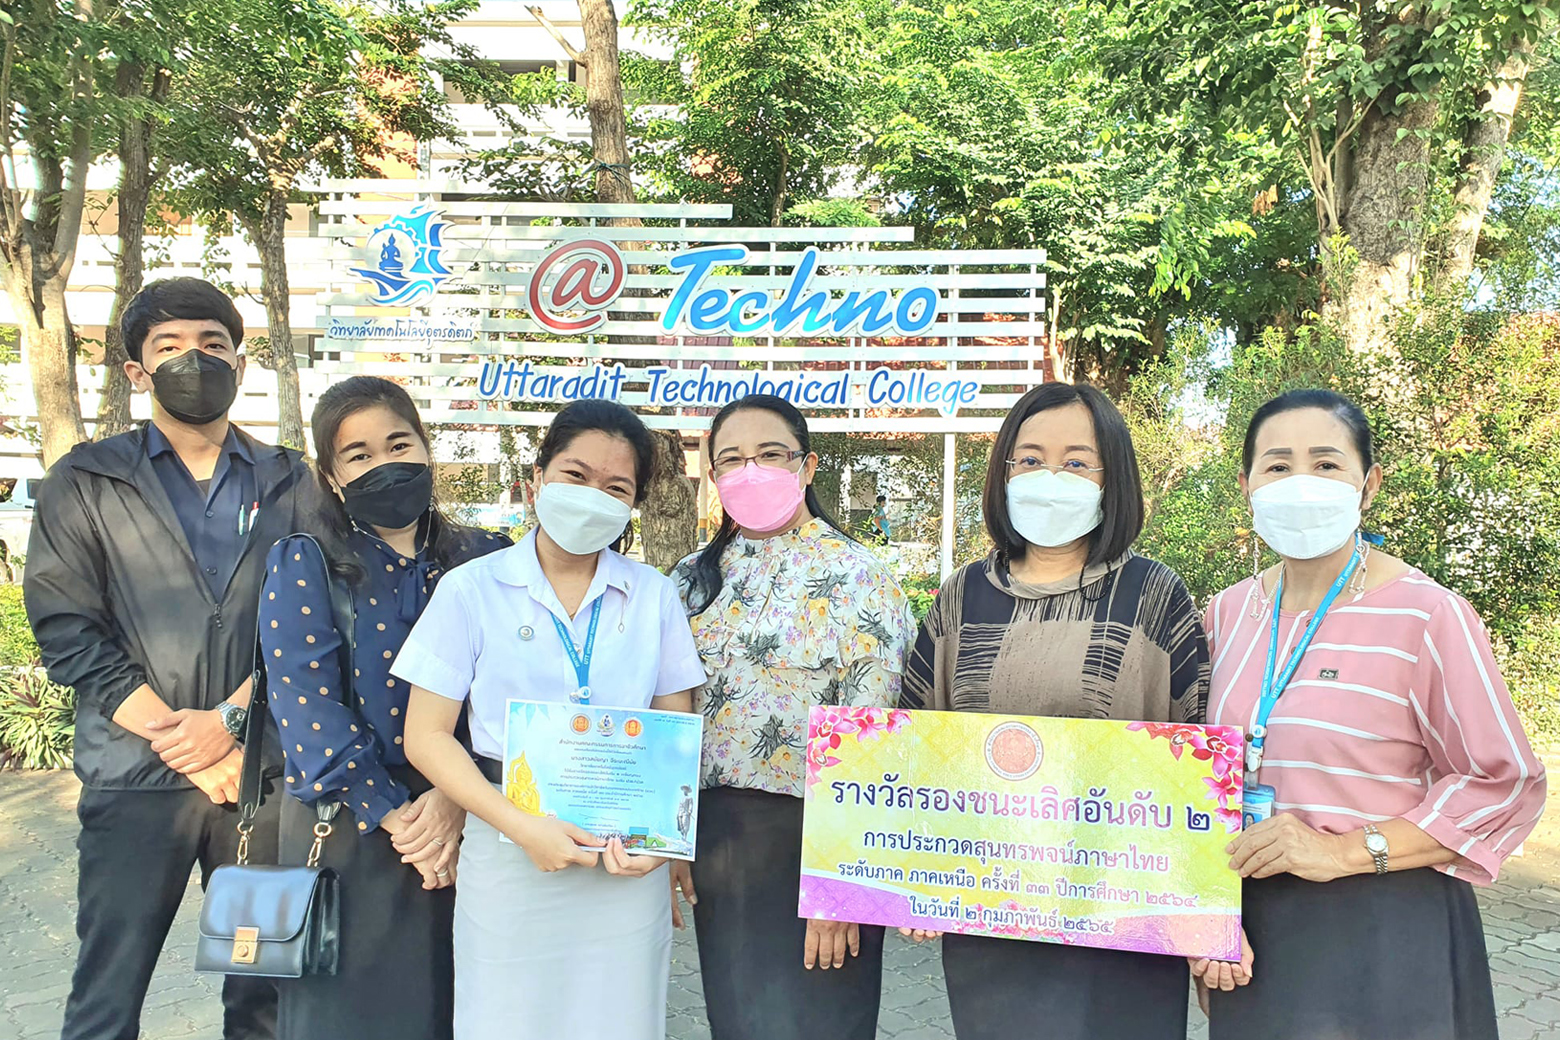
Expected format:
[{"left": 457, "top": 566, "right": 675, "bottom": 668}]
[{"left": 502, "top": 699, "right": 705, "bottom": 860}]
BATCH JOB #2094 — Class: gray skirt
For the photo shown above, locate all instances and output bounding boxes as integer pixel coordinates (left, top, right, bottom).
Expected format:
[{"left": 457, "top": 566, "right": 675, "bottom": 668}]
[
  {"left": 1210, "top": 868, "right": 1497, "bottom": 1040},
  {"left": 454, "top": 804, "right": 673, "bottom": 1040}
]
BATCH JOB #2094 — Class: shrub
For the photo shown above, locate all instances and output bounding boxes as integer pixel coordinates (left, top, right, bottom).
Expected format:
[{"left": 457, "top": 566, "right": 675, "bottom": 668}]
[
  {"left": 0, "top": 668, "right": 74, "bottom": 770},
  {"left": 0, "top": 585, "right": 40, "bottom": 668}
]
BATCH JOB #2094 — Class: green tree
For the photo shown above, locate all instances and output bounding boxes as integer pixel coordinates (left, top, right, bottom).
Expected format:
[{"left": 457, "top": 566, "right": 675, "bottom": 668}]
[
  {"left": 629, "top": 0, "right": 869, "bottom": 226},
  {"left": 1111, "top": 0, "right": 1559, "bottom": 358},
  {"left": 0, "top": 0, "right": 98, "bottom": 466},
  {"left": 854, "top": 0, "right": 1278, "bottom": 384},
  {"left": 161, "top": 0, "right": 510, "bottom": 449}
]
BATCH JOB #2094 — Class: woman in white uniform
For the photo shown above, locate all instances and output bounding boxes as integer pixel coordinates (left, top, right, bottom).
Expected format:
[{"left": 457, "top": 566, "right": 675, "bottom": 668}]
[{"left": 397, "top": 400, "right": 706, "bottom": 1040}]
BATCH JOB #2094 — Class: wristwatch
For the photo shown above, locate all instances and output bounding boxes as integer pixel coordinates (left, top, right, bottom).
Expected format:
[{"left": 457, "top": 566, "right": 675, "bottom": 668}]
[
  {"left": 1363, "top": 824, "right": 1390, "bottom": 875},
  {"left": 217, "top": 701, "right": 248, "bottom": 745}
]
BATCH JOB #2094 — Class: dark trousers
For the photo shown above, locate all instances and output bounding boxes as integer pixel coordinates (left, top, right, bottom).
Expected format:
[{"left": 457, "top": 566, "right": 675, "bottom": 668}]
[{"left": 62, "top": 785, "right": 280, "bottom": 1040}]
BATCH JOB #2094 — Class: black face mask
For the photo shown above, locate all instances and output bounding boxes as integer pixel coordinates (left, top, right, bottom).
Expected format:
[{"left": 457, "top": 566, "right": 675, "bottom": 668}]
[
  {"left": 339, "top": 461, "right": 433, "bottom": 531},
  {"left": 150, "top": 350, "right": 239, "bottom": 426}
]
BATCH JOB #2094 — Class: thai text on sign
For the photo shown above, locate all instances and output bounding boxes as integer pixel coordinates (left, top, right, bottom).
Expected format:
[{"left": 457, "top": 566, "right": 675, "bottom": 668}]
[{"left": 799, "top": 708, "right": 1246, "bottom": 960}]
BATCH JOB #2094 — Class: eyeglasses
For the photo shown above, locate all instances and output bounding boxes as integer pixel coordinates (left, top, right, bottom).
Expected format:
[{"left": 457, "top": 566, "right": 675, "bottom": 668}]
[
  {"left": 712, "top": 449, "right": 807, "bottom": 479},
  {"left": 1005, "top": 456, "right": 1105, "bottom": 476}
]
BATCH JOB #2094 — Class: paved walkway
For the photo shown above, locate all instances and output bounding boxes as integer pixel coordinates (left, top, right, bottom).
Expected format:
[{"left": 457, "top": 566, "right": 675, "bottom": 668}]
[{"left": 3, "top": 769, "right": 1558, "bottom": 1039}]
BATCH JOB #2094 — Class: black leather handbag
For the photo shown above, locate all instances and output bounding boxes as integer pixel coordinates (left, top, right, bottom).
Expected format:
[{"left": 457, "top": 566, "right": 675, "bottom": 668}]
[{"left": 196, "top": 535, "right": 355, "bottom": 978}]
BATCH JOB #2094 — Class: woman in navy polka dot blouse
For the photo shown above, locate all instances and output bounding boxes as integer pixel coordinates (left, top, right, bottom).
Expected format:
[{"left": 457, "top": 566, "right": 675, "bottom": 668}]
[{"left": 258, "top": 377, "right": 508, "bottom": 1040}]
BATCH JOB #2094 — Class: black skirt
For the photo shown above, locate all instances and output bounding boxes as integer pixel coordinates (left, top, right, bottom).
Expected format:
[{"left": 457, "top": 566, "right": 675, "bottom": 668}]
[
  {"left": 941, "top": 927, "right": 1190, "bottom": 1040},
  {"left": 1210, "top": 868, "right": 1497, "bottom": 1040},
  {"left": 692, "top": 786, "right": 887, "bottom": 1040},
  {"left": 276, "top": 766, "right": 455, "bottom": 1040}
]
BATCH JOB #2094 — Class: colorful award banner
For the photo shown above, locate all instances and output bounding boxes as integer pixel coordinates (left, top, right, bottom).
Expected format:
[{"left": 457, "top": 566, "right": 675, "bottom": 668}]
[
  {"left": 799, "top": 708, "right": 1246, "bottom": 960},
  {"left": 502, "top": 700, "right": 704, "bottom": 860}
]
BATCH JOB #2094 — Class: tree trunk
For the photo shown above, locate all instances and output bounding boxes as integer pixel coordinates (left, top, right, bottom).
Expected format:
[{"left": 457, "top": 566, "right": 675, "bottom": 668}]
[
  {"left": 578, "top": 0, "right": 635, "bottom": 209},
  {"left": 1323, "top": 97, "right": 1439, "bottom": 357},
  {"left": 99, "top": 62, "right": 166, "bottom": 440},
  {"left": 640, "top": 430, "right": 697, "bottom": 572},
  {"left": 3, "top": 261, "right": 89, "bottom": 467},
  {"left": 245, "top": 195, "right": 306, "bottom": 450},
  {"left": 0, "top": 4, "right": 95, "bottom": 468},
  {"left": 771, "top": 142, "right": 789, "bottom": 227},
  {"left": 576, "top": 0, "right": 698, "bottom": 561},
  {"left": 1435, "top": 43, "right": 1532, "bottom": 293}
]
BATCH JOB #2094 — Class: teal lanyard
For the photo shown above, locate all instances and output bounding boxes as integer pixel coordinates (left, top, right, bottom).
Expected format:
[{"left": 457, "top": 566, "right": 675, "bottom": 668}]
[
  {"left": 1248, "top": 539, "right": 1362, "bottom": 775},
  {"left": 552, "top": 598, "right": 603, "bottom": 704}
]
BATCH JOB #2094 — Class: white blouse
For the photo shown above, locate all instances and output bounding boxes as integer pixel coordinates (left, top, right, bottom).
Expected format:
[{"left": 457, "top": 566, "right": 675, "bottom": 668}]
[{"left": 392, "top": 529, "right": 707, "bottom": 760}]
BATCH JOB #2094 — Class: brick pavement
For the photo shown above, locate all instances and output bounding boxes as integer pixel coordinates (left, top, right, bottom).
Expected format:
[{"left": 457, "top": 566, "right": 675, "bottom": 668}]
[{"left": 3, "top": 769, "right": 1557, "bottom": 1040}]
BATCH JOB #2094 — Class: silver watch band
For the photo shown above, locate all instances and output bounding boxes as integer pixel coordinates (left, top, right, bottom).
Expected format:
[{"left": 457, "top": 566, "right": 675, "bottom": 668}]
[{"left": 1364, "top": 824, "right": 1389, "bottom": 875}]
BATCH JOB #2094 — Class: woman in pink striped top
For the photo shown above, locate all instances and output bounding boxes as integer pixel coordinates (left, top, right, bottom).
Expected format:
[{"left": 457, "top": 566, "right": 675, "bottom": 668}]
[{"left": 1199, "top": 389, "right": 1545, "bottom": 1040}]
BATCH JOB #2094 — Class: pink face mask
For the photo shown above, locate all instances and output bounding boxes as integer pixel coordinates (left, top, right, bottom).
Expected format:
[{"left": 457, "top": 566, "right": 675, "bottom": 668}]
[{"left": 715, "top": 462, "right": 806, "bottom": 532}]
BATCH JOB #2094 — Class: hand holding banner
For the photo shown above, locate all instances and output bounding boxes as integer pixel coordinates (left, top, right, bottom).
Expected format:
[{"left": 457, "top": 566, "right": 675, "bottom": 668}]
[{"left": 799, "top": 707, "right": 1246, "bottom": 960}]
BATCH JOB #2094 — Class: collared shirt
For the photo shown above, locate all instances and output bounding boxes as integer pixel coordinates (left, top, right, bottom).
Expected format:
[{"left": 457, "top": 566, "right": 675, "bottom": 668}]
[
  {"left": 258, "top": 525, "right": 510, "bottom": 832},
  {"left": 146, "top": 422, "right": 255, "bottom": 598},
  {"left": 392, "top": 529, "right": 707, "bottom": 761},
  {"left": 671, "top": 519, "right": 915, "bottom": 797},
  {"left": 1206, "top": 569, "right": 1546, "bottom": 885}
]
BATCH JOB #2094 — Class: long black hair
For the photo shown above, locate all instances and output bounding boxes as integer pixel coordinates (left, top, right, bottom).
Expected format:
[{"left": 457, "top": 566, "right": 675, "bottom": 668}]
[
  {"left": 532, "top": 398, "right": 657, "bottom": 554},
  {"left": 1241, "top": 389, "right": 1375, "bottom": 474},
  {"left": 983, "top": 383, "right": 1145, "bottom": 566},
  {"left": 309, "top": 376, "right": 459, "bottom": 585},
  {"left": 687, "top": 394, "right": 847, "bottom": 615}
]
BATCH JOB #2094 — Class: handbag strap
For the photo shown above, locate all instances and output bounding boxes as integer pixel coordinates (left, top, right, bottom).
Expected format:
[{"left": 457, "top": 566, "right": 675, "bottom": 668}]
[{"left": 237, "top": 534, "right": 355, "bottom": 862}]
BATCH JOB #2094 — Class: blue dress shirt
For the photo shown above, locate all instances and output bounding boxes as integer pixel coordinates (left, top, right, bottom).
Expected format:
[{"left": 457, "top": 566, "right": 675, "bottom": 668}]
[
  {"left": 259, "top": 525, "right": 509, "bottom": 832},
  {"left": 146, "top": 423, "right": 256, "bottom": 599}
]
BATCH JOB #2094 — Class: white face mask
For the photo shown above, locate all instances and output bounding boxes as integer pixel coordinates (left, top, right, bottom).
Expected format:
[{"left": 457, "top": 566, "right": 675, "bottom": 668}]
[
  {"left": 1006, "top": 470, "right": 1104, "bottom": 548},
  {"left": 1249, "top": 475, "right": 1362, "bottom": 560},
  {"left": 534, "top": 481, "right": 632, "bottom": 556}
]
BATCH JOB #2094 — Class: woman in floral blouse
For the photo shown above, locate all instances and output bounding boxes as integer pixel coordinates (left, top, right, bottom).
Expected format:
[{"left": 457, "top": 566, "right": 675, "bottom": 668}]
[{"left": 672, "top": 395, "right": 914, "bottom": 1040}]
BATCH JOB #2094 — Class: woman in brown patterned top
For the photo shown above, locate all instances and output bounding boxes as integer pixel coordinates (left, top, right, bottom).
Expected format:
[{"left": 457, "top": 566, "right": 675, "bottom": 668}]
[{"left": 901, "top": 383, "right": 1211, "bottom": 1040}]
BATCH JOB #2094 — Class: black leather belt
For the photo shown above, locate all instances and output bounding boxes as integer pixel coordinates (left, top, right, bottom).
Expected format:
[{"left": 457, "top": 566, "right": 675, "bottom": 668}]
[{"left": 475, "top": 756, "right": 503, "bottom": 784}]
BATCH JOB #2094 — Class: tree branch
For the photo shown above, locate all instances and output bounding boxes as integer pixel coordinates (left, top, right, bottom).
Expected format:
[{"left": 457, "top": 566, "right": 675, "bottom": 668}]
[
  {"left": 526, "top": 5, "right": 585, "bottom": 65},
  {"left": 52, "top": 0, "right": 95, "bottom": 262}
]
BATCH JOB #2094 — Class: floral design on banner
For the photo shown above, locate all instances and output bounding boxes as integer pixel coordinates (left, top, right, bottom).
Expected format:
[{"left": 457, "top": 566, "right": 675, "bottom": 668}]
[
  {"left": 807, "top": 706, "right": 913, "bottom": 788},
  {"left": 1127, "top": 722, "right": 1245, "bottom": 833}
]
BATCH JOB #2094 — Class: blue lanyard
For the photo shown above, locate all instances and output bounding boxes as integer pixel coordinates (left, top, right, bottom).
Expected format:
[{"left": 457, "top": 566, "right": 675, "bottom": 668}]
[
  {"left": 551, "top": 598, "right": 603, "bottom": 704},
  {"left": 1248, "top": 540, "right": 1362, "bottom": 775}
]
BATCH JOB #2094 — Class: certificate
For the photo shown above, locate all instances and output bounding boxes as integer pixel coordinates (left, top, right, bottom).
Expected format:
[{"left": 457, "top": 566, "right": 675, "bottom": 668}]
[
  {"left": 501, "top": 699, "right": 704, "bottom": 860},
  {"left": 799, "top": 707, "right": 1245, "bottom": 960}
]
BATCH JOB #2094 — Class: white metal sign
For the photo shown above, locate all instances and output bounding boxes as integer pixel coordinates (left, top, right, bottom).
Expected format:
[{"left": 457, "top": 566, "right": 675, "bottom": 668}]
[{"left": 312, "top": 184, "right": 1051, "bottom": 435}]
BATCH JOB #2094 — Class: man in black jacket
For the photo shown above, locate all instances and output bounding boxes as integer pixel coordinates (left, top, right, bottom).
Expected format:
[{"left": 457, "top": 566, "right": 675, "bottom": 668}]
[{"left": 25, "top": 278, "right": 314, "bottom": 1040}]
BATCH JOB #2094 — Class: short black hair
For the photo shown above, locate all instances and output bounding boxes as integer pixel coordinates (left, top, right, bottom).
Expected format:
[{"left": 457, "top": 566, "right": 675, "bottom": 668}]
[
  {"left": 1241, "top": 389, "right": 1374, "bottom": 474},
  {"left": 534, "top": 399, "right": 657, "bottom": 506},
  {"left": 121, "top": 278, "right": 244, "bottom": 364},
  {"left": 875, "top": 494, "right": 887, "bottom": 504},
  {"left": 983, "top": 383, "right": 1144, "bottom": 565}
]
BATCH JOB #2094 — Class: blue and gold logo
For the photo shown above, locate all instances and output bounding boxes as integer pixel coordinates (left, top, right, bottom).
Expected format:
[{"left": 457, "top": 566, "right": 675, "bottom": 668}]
[{"left": 351, "top": 206, "right": 457, "bottom": 304}]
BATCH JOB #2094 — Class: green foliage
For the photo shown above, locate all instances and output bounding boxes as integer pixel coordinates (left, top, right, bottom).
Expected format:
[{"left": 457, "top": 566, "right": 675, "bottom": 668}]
[
  {"left": 784, "top": 198, "right": 880, "bottom": 228},
  {"left": 0, "top": 586, "right": 41, "bottom": 669},
  {"left": 163, "top": 0, "right": 513, "bottom": 227},
  {"left": 0, "top": 669, "right": 74, "bottom": 771},
  {"left": 1131, "top": 308, "right": 1560, "bottom": 645},
  {"left": 629, "top": 0, "right": 869, "bottom": 225},
  {"left": 1496, "top": 617, "right": 1560, "bottom": 744}
]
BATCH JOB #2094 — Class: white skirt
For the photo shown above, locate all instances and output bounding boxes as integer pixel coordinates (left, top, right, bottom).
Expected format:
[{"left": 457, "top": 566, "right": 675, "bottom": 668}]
[{"left": 454, "top": 809, "right": 673, "bottom": 1040}]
